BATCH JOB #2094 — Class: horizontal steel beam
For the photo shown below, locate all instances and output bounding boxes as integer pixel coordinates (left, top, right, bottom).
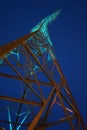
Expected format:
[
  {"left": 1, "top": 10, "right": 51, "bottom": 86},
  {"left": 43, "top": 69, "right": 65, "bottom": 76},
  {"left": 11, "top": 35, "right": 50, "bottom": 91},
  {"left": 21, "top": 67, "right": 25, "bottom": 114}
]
[
  {"left": 35, "top": 115, "right": 76, "bottom": 129},
  {"left": 0, "top": 73, "right": 52, "bottom": 87},
  {"left": 0, "top": 96, "right": 42, "bottom": 106}
]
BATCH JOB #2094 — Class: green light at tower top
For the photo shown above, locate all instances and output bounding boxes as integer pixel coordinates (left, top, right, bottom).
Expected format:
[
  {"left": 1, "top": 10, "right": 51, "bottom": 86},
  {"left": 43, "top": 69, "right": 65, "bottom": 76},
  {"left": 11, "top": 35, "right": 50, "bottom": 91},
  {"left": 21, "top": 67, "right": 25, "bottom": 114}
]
[
  {"left": 31, "top": 9, "right": 62, "bottom": 46},
  {"left": 31, "top": 9, "right": 61, "bottom": 32}
]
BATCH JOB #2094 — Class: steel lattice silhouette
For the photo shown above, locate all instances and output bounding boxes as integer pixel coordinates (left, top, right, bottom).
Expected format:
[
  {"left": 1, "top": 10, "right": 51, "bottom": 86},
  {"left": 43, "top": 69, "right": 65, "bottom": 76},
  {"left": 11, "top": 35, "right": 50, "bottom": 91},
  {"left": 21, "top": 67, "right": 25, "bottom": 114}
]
[{"left": 0, "top": 10, "right": 86, "bottom": 130}]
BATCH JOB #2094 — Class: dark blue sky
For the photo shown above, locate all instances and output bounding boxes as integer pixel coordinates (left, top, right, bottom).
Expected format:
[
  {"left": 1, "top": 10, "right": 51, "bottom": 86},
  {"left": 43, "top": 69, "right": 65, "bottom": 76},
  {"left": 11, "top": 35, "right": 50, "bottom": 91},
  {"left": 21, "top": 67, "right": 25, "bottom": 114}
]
[{"left": 0, "top": 0, "right": 87, "bottom": 129}]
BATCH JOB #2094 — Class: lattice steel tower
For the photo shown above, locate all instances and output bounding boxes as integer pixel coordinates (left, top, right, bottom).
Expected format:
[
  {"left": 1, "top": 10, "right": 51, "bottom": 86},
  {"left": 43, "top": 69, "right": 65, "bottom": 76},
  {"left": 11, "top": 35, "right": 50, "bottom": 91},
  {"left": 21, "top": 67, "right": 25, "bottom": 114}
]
[{"left": 0, "top": 10, "right": 86, "bottom": 130}]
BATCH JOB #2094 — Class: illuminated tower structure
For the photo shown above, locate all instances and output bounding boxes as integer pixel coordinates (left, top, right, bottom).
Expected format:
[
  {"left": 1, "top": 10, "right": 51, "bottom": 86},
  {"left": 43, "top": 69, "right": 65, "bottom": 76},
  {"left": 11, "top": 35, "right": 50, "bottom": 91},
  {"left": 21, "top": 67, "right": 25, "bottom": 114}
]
[{"left": 0, "top": 10, "right": 86, "bottom": 130}]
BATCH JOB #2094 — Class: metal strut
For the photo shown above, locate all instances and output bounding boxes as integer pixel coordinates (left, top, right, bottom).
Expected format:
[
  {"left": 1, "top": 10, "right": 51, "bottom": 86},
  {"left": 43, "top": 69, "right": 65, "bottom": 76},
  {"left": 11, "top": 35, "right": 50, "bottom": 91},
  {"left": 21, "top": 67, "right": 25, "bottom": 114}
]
[{"left": 0, "top": 9, "right": 86, "bottom": 130}]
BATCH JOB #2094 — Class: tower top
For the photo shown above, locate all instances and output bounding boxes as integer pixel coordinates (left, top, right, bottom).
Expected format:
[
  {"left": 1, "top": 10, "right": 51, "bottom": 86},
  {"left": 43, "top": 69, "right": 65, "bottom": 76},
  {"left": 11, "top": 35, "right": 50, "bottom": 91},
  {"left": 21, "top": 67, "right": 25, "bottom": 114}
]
[
  {"left": 31, "top": 9, "right": 61, "bottom": 32},
  {"left": 31, "top": 9, "right": 61, "bottom": 47}
]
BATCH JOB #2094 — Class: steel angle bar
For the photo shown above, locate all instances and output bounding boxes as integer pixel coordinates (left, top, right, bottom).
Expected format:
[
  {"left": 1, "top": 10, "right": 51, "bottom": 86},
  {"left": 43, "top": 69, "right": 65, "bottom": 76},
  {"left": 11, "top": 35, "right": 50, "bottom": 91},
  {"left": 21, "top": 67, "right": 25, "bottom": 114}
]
[{"left": 3, "top": 57, "right": 44, "bottom": 103}]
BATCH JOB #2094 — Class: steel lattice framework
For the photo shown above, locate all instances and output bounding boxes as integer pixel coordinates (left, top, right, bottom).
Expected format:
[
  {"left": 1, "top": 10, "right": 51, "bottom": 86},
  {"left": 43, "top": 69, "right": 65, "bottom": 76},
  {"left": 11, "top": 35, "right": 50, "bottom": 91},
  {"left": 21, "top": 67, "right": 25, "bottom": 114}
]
[{"left": 0, "top": 10, "right": 86, "bottom": 130}]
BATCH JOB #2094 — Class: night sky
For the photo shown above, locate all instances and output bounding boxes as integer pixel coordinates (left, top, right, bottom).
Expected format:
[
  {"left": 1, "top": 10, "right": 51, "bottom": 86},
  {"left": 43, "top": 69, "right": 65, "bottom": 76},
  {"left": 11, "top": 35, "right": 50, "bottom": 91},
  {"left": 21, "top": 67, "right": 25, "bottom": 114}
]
[{"left": 0, "top": 0, "right": 87, "bottom": 129}]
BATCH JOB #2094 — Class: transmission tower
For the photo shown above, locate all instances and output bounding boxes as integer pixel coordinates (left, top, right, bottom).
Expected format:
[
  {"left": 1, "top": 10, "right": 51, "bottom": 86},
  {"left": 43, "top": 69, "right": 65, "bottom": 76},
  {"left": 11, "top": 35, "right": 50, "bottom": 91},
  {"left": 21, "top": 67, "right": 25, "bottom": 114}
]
[{"left": 0, "top": 10, "right": 86, "bottom": 130}]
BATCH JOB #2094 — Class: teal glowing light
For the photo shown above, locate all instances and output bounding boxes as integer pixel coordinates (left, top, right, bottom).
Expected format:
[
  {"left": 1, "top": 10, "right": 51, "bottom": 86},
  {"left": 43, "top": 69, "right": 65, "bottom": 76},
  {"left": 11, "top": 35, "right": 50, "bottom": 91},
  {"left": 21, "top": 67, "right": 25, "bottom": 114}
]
[
  {"left": 7, "top": 106, "right": 30, "bottom": 130},
  {"left": 30, "top": 9, "right": 61, "bottom": 61},
  {"left": 31, "top": 9, "right": 61, "bottom": 33},
  {"left": 0, "top": 58, "right": 3, "bottom": 64},
  {"left": 0, "top": 47, "right": 19, "bottom": 64},
  {"left": 31, "top": 65, "right": 39, "bottom": 75},
  {"left": 31, "top": 9, "right": 61, "bottom": 46},
  {"left": 10, "top": 48, "right": 19, "bottom": 61},
  {"left": 7, "top": 107, "right": 12, "bottom": 130},
  {"left": 13, "top": 111, "right": 27, "bottom": 116},
  {"left": 16, "top": 110, "right": 31, "bottom": 130}
]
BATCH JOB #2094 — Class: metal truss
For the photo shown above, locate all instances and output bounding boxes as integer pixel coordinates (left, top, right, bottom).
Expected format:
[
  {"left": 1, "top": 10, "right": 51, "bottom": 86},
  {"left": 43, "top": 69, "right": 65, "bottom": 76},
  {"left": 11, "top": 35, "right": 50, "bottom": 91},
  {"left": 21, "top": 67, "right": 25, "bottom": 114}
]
[{"left": 0, "top": 10, "right": 86, "bottom": 130}]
